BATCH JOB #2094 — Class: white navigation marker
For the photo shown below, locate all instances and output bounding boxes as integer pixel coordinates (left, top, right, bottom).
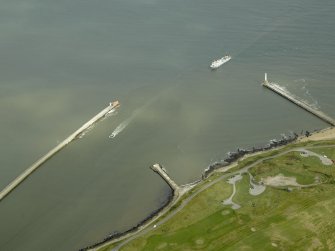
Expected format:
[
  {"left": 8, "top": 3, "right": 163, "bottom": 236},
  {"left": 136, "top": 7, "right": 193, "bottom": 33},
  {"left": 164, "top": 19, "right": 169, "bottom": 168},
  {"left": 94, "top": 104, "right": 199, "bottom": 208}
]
[{"left": 265, "top": 73, "right": 268, "bottom": 83}]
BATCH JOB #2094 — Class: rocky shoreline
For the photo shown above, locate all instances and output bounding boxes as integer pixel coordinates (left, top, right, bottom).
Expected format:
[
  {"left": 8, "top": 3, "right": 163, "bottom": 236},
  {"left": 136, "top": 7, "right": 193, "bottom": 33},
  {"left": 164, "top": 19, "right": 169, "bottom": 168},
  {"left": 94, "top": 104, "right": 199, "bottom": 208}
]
[
  {"left": 202, "top": 132, "right": 299, "bottom": 178},
  {"left": 79, "top": 192, "right": 174, "bottom": 251}
]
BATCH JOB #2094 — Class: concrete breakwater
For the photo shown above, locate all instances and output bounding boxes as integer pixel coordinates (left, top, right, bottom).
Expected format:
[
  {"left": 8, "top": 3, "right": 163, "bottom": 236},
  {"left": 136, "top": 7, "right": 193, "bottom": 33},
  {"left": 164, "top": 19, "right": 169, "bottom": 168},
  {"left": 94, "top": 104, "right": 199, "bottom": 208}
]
[
  {"left": 150, "top": 164, "right": 179, "bottom": 193},
  {"left": 0, "top": 101, "right": 120, "bottom": 202},
  {"left": 262, "top": 74, "right": 335, "bottom": 126}
]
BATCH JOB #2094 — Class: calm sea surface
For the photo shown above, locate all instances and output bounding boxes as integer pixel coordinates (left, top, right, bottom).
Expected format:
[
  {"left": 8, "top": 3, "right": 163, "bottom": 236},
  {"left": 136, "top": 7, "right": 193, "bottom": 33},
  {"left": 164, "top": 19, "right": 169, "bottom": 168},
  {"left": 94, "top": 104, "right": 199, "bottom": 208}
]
[{"left": 0, "top": 0, "right": 334, "bottom": 250}]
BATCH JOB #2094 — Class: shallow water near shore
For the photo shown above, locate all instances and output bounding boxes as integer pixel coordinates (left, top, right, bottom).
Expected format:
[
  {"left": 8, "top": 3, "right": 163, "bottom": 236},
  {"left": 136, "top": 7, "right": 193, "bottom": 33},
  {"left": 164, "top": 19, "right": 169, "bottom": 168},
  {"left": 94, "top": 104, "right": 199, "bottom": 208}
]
[{"left": 0, "top": 0, "right": 334, "bottom": 250}]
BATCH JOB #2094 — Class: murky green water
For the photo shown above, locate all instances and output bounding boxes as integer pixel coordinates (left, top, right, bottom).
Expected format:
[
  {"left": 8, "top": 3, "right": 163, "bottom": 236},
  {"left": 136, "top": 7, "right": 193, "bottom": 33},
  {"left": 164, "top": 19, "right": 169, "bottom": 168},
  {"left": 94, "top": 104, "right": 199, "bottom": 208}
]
[{"left": 0, "top": 0, "right": 334, "bottom": 250}]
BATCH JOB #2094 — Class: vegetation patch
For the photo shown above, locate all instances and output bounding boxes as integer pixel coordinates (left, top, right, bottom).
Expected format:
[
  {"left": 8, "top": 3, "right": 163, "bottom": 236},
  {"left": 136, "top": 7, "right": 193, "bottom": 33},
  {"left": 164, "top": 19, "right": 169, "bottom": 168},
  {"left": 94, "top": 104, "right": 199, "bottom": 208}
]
[{"left": 99, "top": 142, "right": 335, "bottom": 251}]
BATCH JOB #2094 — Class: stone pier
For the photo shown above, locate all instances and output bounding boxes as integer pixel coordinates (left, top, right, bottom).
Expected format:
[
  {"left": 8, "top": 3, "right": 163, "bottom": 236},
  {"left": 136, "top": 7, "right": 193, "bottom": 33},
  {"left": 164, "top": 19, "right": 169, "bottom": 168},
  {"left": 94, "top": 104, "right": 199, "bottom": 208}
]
[{"left": 150, "top": 164, "right": 179, "bottom": 193}]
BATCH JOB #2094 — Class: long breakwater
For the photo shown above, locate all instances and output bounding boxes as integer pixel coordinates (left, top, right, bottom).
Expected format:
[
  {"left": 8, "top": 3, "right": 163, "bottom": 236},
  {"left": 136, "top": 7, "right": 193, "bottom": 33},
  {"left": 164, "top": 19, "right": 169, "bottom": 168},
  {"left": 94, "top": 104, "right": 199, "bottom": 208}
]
[
  {"left": 0, "top": 101, "right": 120, "bottom": 202},
  {"left": 263, "top": 75, "right": 335, "bottom": 126}
]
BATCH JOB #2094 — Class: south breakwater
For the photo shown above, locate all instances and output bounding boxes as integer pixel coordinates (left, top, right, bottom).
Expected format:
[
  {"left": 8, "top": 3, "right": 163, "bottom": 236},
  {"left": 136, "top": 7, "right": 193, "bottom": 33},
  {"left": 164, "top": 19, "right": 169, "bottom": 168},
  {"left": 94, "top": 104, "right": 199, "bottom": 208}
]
[{"left": 0, "top": 101, "right": 120, "bottom": 202}]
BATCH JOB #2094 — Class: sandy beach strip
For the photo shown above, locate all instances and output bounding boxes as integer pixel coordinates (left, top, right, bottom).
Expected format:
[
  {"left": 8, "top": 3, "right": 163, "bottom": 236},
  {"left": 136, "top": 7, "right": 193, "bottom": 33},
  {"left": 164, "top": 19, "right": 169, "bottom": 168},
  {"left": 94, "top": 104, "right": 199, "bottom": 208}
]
[{"left": 299, "top": 127, "right": 335, "bottom": 142}]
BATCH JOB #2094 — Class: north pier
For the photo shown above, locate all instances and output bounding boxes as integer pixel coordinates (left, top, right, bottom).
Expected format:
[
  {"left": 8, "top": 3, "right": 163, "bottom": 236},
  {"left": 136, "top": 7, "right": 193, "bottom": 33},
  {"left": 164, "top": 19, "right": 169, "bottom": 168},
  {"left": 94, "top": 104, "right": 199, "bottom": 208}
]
[
  {"left": 150, "top": 164, "right": 179, "bottom": 193},
  {"left": 0, "top": 101, "right": 120, "bottom": 202},
  {"left": 262, "top": 73, "right": 335, "bottom": 126}
]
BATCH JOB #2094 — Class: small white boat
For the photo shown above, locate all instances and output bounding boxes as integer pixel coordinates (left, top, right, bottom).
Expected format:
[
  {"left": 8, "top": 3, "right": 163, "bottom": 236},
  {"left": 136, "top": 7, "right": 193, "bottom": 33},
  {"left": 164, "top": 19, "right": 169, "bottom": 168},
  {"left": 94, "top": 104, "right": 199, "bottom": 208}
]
[{"left": 210, "top": 55, "right": 231, "bottom": 69}]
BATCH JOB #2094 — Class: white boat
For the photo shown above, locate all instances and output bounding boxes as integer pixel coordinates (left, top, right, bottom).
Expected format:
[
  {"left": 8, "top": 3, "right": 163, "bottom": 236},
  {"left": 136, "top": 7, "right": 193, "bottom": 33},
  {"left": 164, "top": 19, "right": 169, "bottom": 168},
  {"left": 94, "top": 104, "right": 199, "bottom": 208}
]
[{"left": 210, "top": 55, "right": 231, "bottom": 69}]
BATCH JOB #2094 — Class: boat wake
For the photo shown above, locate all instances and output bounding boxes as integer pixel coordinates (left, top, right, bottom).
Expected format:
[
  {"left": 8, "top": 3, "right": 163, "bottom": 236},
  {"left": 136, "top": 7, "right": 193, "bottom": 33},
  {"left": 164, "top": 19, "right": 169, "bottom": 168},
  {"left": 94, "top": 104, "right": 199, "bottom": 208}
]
[
  {"left": 301, "top": 84, "right": 320, "bottom": 110},
  {"left": 108, "top": 91, "right": 167, "bottom": 139},
  {"left": 293, "top": 79, "right": 320, "bottom": 110},
  {"left": 273, "top": 82, "right": 320, "bottom": 111},
  {"left": 109, "top": 117, "right": 132, "bottom": 139}
]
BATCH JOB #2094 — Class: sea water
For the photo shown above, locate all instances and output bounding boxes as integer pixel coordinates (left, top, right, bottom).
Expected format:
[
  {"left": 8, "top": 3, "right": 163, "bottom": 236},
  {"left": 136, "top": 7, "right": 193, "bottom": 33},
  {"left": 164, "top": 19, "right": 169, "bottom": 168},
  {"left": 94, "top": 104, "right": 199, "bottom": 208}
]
[{"left": 0, "top": 0, "right": 334, "bottom": 250}]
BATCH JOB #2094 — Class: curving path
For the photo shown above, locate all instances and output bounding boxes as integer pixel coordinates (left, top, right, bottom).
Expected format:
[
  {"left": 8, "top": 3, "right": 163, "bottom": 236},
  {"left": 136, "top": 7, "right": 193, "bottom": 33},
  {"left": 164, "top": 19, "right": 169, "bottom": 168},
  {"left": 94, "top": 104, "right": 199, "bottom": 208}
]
[
  {"left": 222, "top": 174, "right": 242, "bottom": 209},
  {"left": 297, "top": 148, "right": 333, "bottom": 165}
]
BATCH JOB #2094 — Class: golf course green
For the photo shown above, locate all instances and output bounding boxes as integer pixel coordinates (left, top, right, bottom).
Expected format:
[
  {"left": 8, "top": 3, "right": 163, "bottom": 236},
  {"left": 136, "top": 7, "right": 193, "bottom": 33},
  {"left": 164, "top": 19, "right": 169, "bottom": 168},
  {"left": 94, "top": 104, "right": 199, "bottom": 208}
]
[{"left": 100, "top": 139, "right": 335, "bottom": 251}]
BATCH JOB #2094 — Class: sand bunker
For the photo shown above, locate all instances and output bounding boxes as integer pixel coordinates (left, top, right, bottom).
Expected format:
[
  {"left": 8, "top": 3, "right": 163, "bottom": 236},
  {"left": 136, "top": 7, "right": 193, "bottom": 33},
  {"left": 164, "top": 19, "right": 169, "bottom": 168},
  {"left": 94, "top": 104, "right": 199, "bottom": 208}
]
[
  {"left": 221, "top": 210, "right": 230, "bottom": 216},
  {"left": 248, "top": 172, "right": 266, "bottom": 196},
  {"left": 195, "top": 239, "right": 204, "bottom": 245},
  {"left": 249, "top": 184, "right": 266, "bottom": 195},
  {"left": 262, "top": 174, "right": 300, "bottom": 187}
]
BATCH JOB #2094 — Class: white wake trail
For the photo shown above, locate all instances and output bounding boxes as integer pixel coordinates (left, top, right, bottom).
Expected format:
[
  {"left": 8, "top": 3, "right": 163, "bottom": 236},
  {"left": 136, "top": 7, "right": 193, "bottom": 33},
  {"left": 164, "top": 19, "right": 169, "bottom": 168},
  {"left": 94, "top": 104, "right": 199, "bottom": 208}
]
[
  {"left": 273, "top": 82, "right": 320, "bottom": 110},
  {"left": 108, "top": 88, "right": 170, "bottom": 139},
  {"left": 295, "top": 79, "right": 320, "bottom": 110},
  {"left": 109, "top": 117, "right": 132, "bottom": 139}
]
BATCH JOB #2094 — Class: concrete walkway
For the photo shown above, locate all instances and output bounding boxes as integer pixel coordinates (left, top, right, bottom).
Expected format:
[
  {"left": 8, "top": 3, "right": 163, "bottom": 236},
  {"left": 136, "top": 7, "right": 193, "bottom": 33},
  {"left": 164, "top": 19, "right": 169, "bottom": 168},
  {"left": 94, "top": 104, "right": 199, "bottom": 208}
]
[
  {"left": 297, "top": 148, "right": 333, "bottom": 165},
  {"left": 222, "top": 174, "right": 242, "bottom": 209}
]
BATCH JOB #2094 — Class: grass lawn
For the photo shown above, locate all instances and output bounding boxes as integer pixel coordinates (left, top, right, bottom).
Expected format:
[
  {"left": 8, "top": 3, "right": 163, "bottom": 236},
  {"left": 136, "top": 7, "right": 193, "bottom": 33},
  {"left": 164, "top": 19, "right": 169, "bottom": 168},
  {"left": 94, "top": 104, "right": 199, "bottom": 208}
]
[
  {"left": 311, "top": 148, "right": 335, "bottom": 161},
  {"left": 99, "top": 141, "right": 335, "bottom": 251},
  {"left": 250, "top": 151, "right": 329, "bottom": 185}
]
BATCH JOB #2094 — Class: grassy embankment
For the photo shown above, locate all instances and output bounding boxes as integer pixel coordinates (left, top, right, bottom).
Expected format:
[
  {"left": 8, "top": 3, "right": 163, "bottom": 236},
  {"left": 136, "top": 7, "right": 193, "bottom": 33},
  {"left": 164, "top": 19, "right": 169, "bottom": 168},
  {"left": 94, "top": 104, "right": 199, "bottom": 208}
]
[{"left": 107, "top": 140, "right": 335, "bottom": 251}]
